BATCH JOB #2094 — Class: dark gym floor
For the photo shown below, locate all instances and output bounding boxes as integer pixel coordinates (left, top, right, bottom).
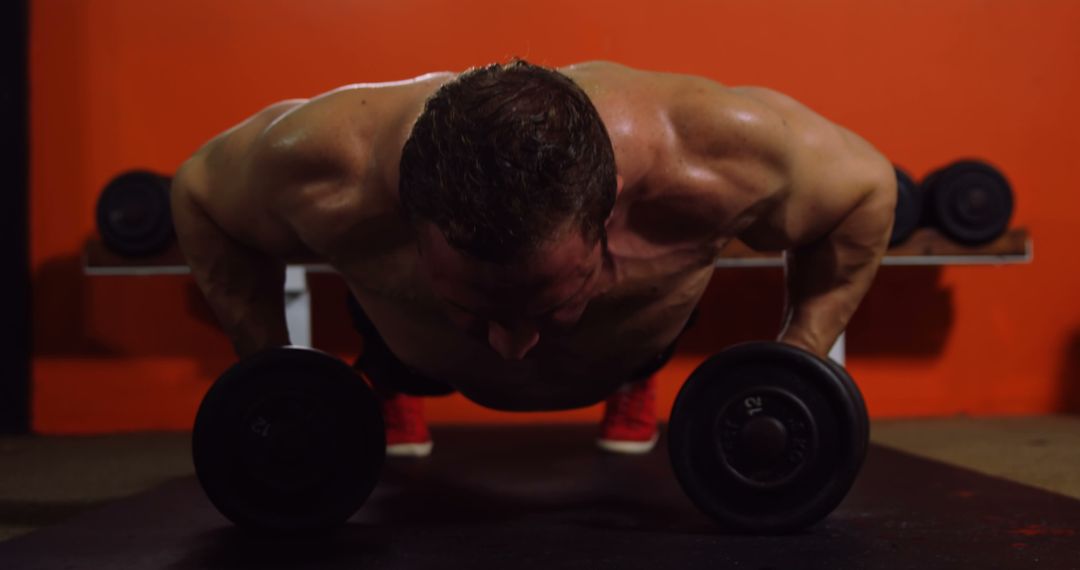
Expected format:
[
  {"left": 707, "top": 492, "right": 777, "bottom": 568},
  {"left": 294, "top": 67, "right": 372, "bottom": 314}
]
[{"left": 1, "top": 418, "right": 1079, "bottom": 569}]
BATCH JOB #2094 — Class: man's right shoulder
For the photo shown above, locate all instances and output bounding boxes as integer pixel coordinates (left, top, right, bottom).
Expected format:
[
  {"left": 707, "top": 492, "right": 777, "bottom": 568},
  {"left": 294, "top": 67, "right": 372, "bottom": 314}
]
[
  {"left": 175, "top": 73, "right": 454, "bottom": 260},
  {"left": 252, "top": 72, "right": 457, "bottom": 189},
  {"left": 241, "top": 75, "right": 455, "bottom": 251}
]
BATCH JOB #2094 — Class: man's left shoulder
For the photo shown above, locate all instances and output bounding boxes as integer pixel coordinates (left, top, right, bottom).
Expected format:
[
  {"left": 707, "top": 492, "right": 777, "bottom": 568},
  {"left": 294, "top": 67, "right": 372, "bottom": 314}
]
[
  {"left": 563, "top": 64, "right": 790, "bottom": 162},
  {"left": 560, "top": 60, "right": 689, "bottom": 98},
  {"left": 559, "top": 60, "right": 636, "bottom": 78},
  {"left": 561, "top": 61, "right": 714, "bottom": 96}
]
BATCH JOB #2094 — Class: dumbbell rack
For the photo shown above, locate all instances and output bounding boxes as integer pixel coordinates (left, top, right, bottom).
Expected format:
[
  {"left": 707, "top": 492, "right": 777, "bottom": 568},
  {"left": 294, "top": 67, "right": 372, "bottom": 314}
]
[{"left": 82, "top": 227, "right": 1032, "bottom": 364}]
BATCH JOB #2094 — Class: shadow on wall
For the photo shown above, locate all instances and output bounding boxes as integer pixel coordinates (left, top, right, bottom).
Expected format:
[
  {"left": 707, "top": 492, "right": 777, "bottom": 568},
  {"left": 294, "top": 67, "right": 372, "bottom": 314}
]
[
  {"left": 678, "top": 265, "right": 955, "bottom": 358},
  {"left": 33, "top": 253, "right": 234, "bottom": 376},
  {"left": 1058, "top": 329, "right": 1080, "bottom": 413},
  {"left": 33, "top": 255, "right": 116, "bottom": 357},
  {"left": 847, "top": 266, "right": 955, "bottom": 357}
]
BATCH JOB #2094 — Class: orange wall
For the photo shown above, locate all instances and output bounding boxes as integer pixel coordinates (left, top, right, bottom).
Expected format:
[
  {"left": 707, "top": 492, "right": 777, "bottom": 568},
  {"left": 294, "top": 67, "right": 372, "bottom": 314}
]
[{"left": 29, "top": 0, "right": 1080, "bottom": 433}]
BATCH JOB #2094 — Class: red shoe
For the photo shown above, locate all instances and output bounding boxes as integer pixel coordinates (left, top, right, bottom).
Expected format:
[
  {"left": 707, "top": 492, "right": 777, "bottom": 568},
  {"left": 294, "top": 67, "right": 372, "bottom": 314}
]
[
  {"left": 597, "top": 374, "right": 659, "bottom": 454},
  {"left": 372, "top": 383, "right": 433, "bottom": 458}
]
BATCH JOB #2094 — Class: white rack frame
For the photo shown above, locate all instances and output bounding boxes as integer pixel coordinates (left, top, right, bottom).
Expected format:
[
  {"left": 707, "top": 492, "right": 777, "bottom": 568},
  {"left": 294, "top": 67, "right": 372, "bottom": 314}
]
[{"left": 83, "top": 239, "right": 1033, "bottom": 366}]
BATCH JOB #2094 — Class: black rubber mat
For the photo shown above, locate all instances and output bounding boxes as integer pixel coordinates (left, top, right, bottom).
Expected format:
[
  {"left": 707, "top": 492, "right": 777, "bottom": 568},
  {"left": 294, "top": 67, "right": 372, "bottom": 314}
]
[{"left": 1, "top": 425, "right": 1078, "bottom": 569}]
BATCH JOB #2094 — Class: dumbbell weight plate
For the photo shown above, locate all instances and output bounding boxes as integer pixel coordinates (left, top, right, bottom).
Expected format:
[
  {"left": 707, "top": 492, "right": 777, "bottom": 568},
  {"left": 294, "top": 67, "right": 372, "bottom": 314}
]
[
  {"left": 889, "top": 166, "right": 922, "bottom": 247},
  {"left": 822, "top": 356, "right": 870, "bottom": 453},
  {"left": 95, "top": 170, "right": 175, "bottom": 256},
  {"left": 668, "top": 341, "right": 868, "bottom": 533},
  {"left": 192, "top": 347, "right": 385, "bottom": 534},
  {"left": 923, "top": 160, "right": 1014, "bottom": 245}
]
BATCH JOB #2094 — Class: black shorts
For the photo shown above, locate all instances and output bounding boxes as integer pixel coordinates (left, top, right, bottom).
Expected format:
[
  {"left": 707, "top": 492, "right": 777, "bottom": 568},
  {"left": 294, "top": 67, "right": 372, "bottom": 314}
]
[{"left": 347, "top": 293, "right": 698, "bottom": 397}]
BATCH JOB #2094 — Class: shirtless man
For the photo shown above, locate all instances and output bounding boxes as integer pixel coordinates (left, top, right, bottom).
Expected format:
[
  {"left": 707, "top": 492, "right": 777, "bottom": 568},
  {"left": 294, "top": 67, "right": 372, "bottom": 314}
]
[{"left": 171, "top": 60, "right": 896, "bottom": 458}]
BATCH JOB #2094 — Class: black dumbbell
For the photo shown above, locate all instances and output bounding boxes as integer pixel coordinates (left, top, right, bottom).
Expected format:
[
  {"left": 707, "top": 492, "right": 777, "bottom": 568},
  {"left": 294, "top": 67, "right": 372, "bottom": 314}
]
[
  {"left": 889, "top": 166, "right": 922, "bottom": 247},
  {"left": 921, "top": 160, "right": 1014, "bottom": 245},
  {"left": 192, "top": 347, "right": 385, "bottom": 534},
  {"left": 668, "top": 342, "right": 869, "bottom": 534},
  {"left": 95, "top": 169, "right": 176, "bottom": 256}
]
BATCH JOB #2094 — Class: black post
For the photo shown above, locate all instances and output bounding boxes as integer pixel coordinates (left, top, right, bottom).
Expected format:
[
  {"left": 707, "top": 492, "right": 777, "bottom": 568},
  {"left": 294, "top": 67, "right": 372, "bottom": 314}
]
[{"left": 1, "top": 0, "right": 31, "bottom": 434}]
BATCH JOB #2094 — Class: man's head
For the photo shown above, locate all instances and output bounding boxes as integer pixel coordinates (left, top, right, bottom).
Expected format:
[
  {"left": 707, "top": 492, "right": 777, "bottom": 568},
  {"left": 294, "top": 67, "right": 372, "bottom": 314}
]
[{"left": 399, "top": 59, "right": 619, "bottom": 360}]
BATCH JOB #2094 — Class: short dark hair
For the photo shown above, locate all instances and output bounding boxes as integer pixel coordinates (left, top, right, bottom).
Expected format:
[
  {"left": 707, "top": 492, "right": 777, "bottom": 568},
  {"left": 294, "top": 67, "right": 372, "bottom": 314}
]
[{"left": 399, "top": 59, "right": 617, "bottom": 264}]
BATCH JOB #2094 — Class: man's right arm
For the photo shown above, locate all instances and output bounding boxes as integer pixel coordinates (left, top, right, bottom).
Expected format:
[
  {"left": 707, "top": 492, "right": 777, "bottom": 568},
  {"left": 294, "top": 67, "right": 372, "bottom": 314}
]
[{"left": 171, "top": 100, "right": 319, "bottom": 358}]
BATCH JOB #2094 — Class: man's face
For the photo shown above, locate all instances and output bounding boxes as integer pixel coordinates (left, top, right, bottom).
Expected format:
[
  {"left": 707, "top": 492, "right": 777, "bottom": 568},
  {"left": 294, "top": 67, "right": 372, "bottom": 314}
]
[{"left": 417, "top": 223, "right": 606, "bottom": 361}]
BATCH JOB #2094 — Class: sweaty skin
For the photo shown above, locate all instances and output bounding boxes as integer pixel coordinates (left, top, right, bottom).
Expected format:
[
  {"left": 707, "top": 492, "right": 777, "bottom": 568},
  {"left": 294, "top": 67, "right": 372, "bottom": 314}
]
[{"left": 171, "top": 62, "right": 896, "bottom": 412}]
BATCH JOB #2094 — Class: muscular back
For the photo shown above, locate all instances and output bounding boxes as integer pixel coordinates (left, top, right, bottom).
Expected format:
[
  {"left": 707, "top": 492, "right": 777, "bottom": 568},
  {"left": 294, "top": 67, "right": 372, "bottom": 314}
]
[{"left": 172, "top": 61, "right": 892, "bottom": 405}]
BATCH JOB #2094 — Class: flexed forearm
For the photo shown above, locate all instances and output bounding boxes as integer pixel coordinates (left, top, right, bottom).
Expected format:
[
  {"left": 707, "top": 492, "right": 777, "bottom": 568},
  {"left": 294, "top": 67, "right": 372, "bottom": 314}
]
[
  {"left": 778, "top": 182, "right": 895, "bottom": 357},
  {"left": 171, "top": 159, "right": 290, "bottom": 358}
]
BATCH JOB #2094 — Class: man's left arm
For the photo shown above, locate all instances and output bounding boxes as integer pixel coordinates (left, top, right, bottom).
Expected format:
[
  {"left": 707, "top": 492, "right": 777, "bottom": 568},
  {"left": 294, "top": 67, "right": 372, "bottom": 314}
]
[
  {"left": 720, "top": 87, "right": 897, "bottom": 358},
  {"left": 777, "top": 178, "right": 896, "bottom": 357},
  {"left": 668, "top": 80, "right": 895, "bottom": 357}
]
